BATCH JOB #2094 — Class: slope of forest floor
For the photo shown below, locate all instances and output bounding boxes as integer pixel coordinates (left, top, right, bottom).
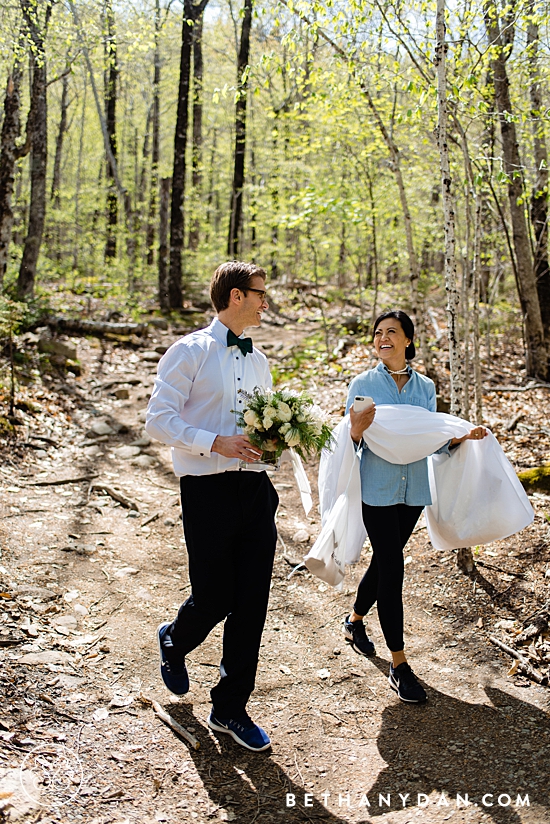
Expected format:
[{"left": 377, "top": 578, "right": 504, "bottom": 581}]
[{"left": 0, "top": 293, "right": 549, "bottom": 824}]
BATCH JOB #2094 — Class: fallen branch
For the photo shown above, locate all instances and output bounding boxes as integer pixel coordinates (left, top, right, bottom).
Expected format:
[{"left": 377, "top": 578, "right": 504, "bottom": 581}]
[
  {"left": 489, "top": 636, "right": 548, "bottom": 685},
  {"left": 89, "top": 482, "right": 139, "bottom": 511},
  {"left": 29, "top": 435, "right": 60, "bottom": 447},
  {"left": 505, "top": 412, "right": 524, "bottom": 432},
  {"left": 100, "top": 377, "right": 142, "bottom": 391},
  {"left": 141, "top": 512, "right": 160, "bottom": 527},
  {"left": 476, "top": 560, "right": 525, "bottom": 578},
  {"left": 139, "top": 694, "right": 199, "bottom": 750},
  {"left": 26, "top": 475, "right": 98, "bottom": 486}
]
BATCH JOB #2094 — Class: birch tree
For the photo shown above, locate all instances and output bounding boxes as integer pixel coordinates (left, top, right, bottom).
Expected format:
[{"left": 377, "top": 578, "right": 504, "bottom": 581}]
[{"left": 435, "top": 0, "right": 462, "bottom": 415}]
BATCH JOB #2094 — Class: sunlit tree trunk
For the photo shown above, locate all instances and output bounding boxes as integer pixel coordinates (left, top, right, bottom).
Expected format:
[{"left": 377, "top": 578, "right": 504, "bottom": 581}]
[
  {"left": 0, "top": 42, "right": 28, "bottom": 286},
  {"left": 50, "top": 70, "right": 69, "bottom": 208},
  {"left": 104, "top": 0, "right": 118, "bottom": 261},
  {"left": 205, "top": 127, "right": 217, "bottom": 244},
  {"left": 484, "top": 0, "right": 547, "bottom": 380},
  {"left": 146, "top": 0, "right": 161, "bottom": 266},
  {"left": 17, "top": 0, "right": 53, "bottom": 300},
  {"left": 188, "top": 12, "right": 204, "bottom": 251},
  {"left": 227, "top": 0, "right": 253, "bottom": 258},
  {"left": 436, "top": 0, "right": 462, "bottom": 416},
  {"left": 169, "top": 0, "right": 210, "bottom": 308},
  {"left": 526, "top": 5, "right": 550, "bottom": 340},
  {"left": 73, "top": 69, "right": 87, "bottom": 271},
  {"left": 158, "top": 177, "right": 171, "bottom": 311}
]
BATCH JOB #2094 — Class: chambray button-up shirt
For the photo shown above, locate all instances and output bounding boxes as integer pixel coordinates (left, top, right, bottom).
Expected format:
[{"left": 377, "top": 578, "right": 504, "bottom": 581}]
[{"left": 346, "top": 363, "right": 449, "bottom": 507}]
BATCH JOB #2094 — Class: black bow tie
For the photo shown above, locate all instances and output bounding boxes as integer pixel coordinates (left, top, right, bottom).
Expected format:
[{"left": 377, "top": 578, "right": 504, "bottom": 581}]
[{"left": 227, "top": 329, "right": 253, "bottom": 357}]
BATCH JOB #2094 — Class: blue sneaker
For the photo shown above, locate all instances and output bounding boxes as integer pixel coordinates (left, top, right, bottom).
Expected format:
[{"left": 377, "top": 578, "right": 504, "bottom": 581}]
[
  {"left": 208, "top": 711, "right": 271, "bottom": 752},
  {"left": 157, "top": 622, "right": 189, "bottom": 695}
]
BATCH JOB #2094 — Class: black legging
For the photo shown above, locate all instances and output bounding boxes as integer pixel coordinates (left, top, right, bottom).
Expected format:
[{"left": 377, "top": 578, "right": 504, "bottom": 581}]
[{"left": 354, "top": 503, "right": 423, "bottom": 652}]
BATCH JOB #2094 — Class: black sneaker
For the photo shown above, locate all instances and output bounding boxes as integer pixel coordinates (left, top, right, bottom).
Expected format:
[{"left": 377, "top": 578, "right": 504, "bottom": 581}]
[
  {"left": 389, "top": 662, "right": 427, "bottom": 703},
  {"left": 343, "top": 615, "right": 376, "bottom": 657},
  {"left": 208, "top": 711, "right": 271, "bottom": 752},
  {"left": 157, "top": 622, "right": 189, "bottom": 696}
]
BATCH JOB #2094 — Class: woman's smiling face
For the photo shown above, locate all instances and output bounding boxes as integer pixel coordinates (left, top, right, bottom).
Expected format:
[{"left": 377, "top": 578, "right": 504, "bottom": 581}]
[{"left": 373, "top": 318, "right": 411, "bottom": 364}]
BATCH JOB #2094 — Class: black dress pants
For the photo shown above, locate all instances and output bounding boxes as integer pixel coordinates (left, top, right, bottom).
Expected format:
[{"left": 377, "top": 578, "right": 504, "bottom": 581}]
[
  {"left": 354, "top": 503, "right": 423, "bottom": 652},
  {"left": 169, "top": 470, "right": 278, "bottom": 718}
]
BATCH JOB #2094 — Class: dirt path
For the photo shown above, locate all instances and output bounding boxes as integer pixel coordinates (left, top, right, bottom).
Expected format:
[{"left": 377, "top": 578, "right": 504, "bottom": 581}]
[{"left": 1, "top": 318, "right": 549, "bottom": 824}]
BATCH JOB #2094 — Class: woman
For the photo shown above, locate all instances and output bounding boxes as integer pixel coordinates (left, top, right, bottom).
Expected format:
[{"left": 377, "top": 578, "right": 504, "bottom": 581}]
[{"left": 343, "top": 310, "right": 486, "bottom": 703}]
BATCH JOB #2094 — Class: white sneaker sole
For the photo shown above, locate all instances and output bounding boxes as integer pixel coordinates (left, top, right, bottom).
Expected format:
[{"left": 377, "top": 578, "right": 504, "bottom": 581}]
[
  {"left": 343, "top": 627, "right": 376, "bottom": 657},
  {"left": 388, "top": 674, "right": 427, "bottom": 703},
  {"left": 207, "top": 716, "right": 271, "bottom": 752},
  {"left": 157, "top": 622, "right": 188, "bottom": 696}
]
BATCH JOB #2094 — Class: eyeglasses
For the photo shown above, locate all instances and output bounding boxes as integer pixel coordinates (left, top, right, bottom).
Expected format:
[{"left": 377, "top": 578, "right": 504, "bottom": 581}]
[{"left": 246, "top": 287, "right": 268, "bottom": 301}]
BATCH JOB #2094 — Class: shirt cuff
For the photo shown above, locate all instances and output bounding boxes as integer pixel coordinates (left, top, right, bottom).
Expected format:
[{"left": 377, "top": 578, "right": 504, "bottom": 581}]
[
  {"left": 191, "top": 429, "right": 217, "bottom": 457},
  {"left": 435, "top": 439, "right": 453, "bottom": 456}
]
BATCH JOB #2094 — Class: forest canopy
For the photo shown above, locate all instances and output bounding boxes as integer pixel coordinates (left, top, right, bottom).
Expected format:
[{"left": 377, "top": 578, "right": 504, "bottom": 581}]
[{"left": 0, "top": 0, "right": 549, "bottom": 385}]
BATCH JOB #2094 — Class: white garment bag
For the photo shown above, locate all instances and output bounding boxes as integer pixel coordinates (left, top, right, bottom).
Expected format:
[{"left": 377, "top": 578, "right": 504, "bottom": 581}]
[
  {"left": 303, "top": 419, "right": 366, "bottom": 585},
  {"left": 361, "top": 405, "right": 534, "bottom": 550},
  {"left": 426, "top": 431, "right": 534, "bottom": 550},
  {"left": 313, "top": 405, "right": 534, "bottom": 585}
]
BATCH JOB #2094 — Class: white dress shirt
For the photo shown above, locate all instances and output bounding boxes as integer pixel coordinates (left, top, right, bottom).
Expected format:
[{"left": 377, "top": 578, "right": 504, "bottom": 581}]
[{"left": 145, "top": 317, "right": 272, "bottom": 476}]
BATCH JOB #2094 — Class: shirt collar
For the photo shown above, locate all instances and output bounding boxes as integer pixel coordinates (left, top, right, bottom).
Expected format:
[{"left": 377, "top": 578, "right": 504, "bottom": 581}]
[{"left": 209, "top": 317, "right": 250, "bottom": 345}]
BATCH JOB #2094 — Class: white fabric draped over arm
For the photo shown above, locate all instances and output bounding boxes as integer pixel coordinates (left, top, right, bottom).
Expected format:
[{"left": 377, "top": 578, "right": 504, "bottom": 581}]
[{"left": 317, "top": 406, "right": 533, "bottom": 559}]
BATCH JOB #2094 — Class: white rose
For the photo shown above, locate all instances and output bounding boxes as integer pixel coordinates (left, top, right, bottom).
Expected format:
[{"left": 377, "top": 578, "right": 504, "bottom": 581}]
[
  {"left": 244, "top": 409, "right": 259, "bottom": 427},
  {"left": 284, "top": 428, "right": 301, "bottom": 447},
  {"left": 277, "top": 402, "right": 292, "bottom": 422},
  {"left": 279, "top": 423, "right": 291, "bottom": 435}
]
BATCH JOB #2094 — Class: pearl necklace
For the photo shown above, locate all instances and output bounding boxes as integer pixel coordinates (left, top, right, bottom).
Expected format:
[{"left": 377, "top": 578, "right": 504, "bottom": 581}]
[{"left": 386, "top": 366, "right": 409, "bottom": 375}]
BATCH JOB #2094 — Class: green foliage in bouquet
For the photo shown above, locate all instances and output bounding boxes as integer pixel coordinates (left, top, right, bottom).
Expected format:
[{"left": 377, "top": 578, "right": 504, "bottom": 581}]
[{"left": 235, "top": 387, "right": 334, "bottom": 462}]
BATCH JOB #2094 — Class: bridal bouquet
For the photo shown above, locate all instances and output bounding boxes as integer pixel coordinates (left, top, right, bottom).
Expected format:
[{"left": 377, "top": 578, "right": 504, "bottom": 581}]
[{"left": 235, "top": 387, "right": 333, "bottom": 463}]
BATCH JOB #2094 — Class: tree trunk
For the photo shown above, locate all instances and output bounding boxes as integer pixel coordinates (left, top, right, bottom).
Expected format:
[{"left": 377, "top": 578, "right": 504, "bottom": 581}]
[
  {"left": 205, "top": 127, "right": 217, "bottom": 244},
  {"left": 484, "top": 1, "right": 547, "bottom": 380},
  {"left": 227, "top": 0, "right": 253, "bottom": 258},
  {"left": 104, "top": 0, "right": 118, "bottom": 260},
  {"left": 436, "top": 0, "right": 462, "bottom": 415},
  {"left": 188, "top": 12, "right": 203, "bottom": 251},
  {"left": 249, "top": 145, "right": 257, "bottom": 255},
  {"left": 169, "top": 0, "right": 197, "bottom": 308},
  {"left": 17, "top": 0, "right": 53, "bottom": 300},
  {"left": 73, "top": 69, "right": 87, "bottom": 270},
  {"left": 367, "top": 165, "right": 379, "bottom": 326},
  {"left": 526, "top": 6, "right": 550, "bottom": 340},
  {"left": 146, "top": 0, "right": 161, "bottom": 266},
  {"left": 472, "top": 196, "right": 483, "bottom": 424},
  {"left": 50, "top": 69, "right": 69, "bottom": 207},
  {"left": 159, "top": 177, "right": 171, "bottom": 311},
  {"left": 0, "top": 47, "right": 27, "bottom": 287},
  {"left": 270, "top": 118, "right": 279, "bottom": 280}
]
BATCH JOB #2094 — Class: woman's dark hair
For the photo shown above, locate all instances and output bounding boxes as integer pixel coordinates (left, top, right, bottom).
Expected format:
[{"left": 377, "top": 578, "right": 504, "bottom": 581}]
[{"left": 373, "top": 310, "right": 416, "bottom": 360}]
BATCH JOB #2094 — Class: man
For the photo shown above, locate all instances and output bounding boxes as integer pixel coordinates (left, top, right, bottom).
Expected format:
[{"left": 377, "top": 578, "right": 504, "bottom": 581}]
[{"left": 145, "top": 261, "right": 278, "bottom": 752}]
